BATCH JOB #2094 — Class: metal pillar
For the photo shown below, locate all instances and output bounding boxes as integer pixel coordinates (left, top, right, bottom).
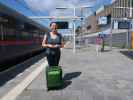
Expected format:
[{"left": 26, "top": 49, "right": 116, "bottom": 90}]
[
  {"left": 0, "top": 24, "right": 4, "bottom": 41},
  {"left": 73, "top": 7, "right": 76, "bottom": 53},
  {"left": 110, "top": 18, "right": 113, "bottom": 50}
]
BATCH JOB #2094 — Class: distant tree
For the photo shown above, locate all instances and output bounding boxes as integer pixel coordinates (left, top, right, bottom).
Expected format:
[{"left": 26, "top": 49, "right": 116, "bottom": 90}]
[{"left": 75, "top": 26, "right": 82, "bottom": 36}]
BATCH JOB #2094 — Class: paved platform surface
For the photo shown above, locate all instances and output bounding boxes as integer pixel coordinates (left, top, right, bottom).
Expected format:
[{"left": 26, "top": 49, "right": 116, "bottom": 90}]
[
  {"left": 0, "top": 52, "right": 47, "bottom": 100},
  {"left": 15, "top": 45, "right": 133, "bottom": 100}
]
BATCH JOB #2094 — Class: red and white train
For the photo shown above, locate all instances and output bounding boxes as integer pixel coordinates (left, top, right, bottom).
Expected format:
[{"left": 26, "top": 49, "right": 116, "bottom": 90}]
[{"left": 0, "top": 3, "right": 49, "bottom": 71}]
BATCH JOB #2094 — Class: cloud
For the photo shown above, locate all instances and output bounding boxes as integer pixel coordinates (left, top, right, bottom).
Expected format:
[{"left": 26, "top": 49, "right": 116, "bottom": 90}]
[
  {"left": 24, "top": 0, "right": 56, "bottom": 12},
  {"left": 24, "top": 0, "right": 96, "bottom": 16}
]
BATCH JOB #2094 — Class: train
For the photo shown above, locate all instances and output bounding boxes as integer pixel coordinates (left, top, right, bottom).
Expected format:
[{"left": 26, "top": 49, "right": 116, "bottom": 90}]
[{"left": 0, "top": 3, "right": 49, "bottom": 71}]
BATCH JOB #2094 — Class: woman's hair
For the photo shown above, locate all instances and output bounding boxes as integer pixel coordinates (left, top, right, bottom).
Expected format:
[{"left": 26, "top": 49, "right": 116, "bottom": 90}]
[{"left": 49, "top": 22, "right": 56, "bottom": 27}]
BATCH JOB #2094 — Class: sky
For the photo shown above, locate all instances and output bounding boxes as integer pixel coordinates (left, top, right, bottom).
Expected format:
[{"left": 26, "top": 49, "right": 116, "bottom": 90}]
[
  {"left": 0, "top": 0, "right": 111, "bottom": 27},
  {"left": 23, "top": 0, "right": 111, "bottom": 27},
  {"left": 23, "top": 0, "right": 111, "bottom": 16}
]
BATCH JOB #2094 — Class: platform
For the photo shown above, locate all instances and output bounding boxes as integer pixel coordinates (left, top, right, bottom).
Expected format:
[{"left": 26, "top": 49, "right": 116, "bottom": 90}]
[{"left": 2, "top": 45, "right": 132, "bottom": 100}]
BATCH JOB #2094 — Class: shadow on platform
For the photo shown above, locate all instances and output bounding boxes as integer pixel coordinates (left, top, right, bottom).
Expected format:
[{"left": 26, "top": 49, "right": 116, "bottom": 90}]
[
  {"left": 61, "top": 72, "right": 81, "bottom": 89},
  {"left": 63, "top": 72, "right": 81, "bottom": 80},
  {"left": 101, "top": 50, "right": 111, "bottom": 52},
  {"left": 120, "top": 50, "right": 133, "bottom": 60},
  {"left": 0, "top": 52, "right": 46, "bottom": 87}
]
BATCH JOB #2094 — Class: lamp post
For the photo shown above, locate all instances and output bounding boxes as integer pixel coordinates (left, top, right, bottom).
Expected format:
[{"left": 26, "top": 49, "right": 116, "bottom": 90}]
[
  {"left": 56, "top": 7, "right": 77, "bottom": 53},
  {"left": 128, "top": 0, "right": 132, "bottom": 49},
  {"left": 72, "top": 7, "right": 76, "bottom": 53},
  {"left": 56, "top": 6, "right": 92, "bottom": 53}
]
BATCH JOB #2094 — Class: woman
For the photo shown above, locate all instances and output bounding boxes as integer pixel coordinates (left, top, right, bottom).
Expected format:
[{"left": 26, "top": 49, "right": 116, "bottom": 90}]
[
  {"left": 95, "top": 36, "right": 102, "bottom": 56},
  {"left": 42, "top": 22, "right": 64, "bottom": 66}
]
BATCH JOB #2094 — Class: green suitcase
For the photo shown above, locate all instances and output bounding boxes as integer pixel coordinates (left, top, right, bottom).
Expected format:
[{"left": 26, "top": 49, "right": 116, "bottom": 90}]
[{"left": 46, "top": 66, "right": 63, "bottom": 90}]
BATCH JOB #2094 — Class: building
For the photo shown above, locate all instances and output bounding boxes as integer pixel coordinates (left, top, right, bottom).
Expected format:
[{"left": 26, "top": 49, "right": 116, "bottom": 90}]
[
  {"left": 83, "top": 0, "right": 133, "bottom": 48},
  {"left": 84, "top": 0, "right": 133, "bottom": 33},
  {"left": 111, "top": 0, "right": 132, "bottom": 30},
  {"left": 83, "top": 13, "right": 98, "bottom": 34},
  {"left": 83, "top": 5, "right": 111, "bottom": 34},
  {"left": 111, "top": 0, "right": 133, "bottom": 48},
  {"left": 112, "top": 0, "right": 133, "bottom": 18}
]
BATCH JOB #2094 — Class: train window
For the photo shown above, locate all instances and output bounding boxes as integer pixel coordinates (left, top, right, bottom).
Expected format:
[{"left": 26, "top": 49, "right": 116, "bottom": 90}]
[
  {"left": 24, "top": 23, "right": 37, "bottom": 31},
  {"left": 16, "top": 21, "right": 24, "bottom": 30}
]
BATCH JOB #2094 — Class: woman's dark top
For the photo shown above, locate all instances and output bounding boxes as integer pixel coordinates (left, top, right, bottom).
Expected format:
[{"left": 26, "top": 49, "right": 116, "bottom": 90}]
[{"left": 46, "top": 32, "right": 62, "bottom": 55}]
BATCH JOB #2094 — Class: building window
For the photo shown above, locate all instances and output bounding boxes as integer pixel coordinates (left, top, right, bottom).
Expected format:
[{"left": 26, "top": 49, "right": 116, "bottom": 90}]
[
  {"left": 128, "top": 0, "right": 131, "bottom": 7},
  {"left": 86, "top": 25, "right": 91, "bottom": 30},
  {"left": 132, "top": 0, "right": 133, "bottom": 7}
]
